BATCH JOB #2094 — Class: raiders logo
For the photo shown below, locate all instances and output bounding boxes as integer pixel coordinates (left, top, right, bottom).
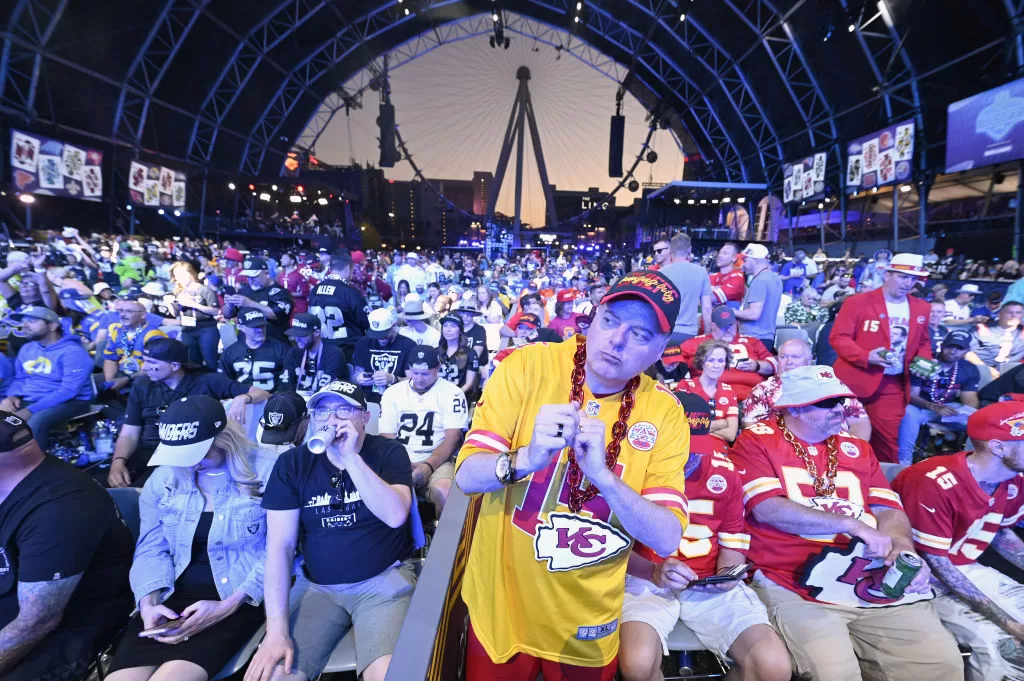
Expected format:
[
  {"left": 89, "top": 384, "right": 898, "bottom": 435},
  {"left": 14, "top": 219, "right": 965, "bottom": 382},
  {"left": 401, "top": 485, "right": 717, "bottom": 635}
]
[
  {"left": 3, "top": 416, "right": 22, "bottom": 426},
  {"left": 267, "top": 412, "right": 284, "bottom": 427},
  {"left": 324, "top": 380, "right": 356, "bottom": 394}
]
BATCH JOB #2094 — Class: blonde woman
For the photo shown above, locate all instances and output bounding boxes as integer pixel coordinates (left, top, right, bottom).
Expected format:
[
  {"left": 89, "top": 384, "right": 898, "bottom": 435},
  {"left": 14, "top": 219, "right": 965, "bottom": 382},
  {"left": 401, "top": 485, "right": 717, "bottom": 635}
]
[
  {"left": 170, "top": 261, "right": 220, "bottom": 369},
  {"left": 106, "top": 395, "right": 277, "bottom": 681}
]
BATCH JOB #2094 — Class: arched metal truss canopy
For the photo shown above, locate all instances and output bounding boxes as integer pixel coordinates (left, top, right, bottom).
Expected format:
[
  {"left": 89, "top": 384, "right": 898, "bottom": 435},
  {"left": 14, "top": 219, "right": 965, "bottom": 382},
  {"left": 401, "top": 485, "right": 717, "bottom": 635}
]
[{"left": 0, "top": 0, "right": 1013, "bottom": 199}]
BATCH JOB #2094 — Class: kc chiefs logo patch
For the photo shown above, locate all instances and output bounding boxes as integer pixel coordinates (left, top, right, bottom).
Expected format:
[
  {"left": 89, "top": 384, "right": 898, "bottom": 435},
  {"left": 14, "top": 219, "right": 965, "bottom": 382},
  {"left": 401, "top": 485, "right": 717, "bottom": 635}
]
[{"left": 534, "top": 513, "right": 631, "bottom": 572}]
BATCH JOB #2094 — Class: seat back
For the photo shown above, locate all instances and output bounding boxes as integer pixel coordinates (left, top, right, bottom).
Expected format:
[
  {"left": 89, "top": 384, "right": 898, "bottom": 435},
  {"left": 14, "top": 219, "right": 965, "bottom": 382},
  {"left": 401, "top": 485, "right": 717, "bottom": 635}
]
[{"left": 108, "top": 488, "right": 142, "bottom": 542}]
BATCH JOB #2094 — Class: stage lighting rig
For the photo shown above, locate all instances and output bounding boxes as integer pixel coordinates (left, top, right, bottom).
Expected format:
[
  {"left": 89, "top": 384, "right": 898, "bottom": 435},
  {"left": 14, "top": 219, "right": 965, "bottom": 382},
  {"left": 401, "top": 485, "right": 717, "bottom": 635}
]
[{"left": 489, "top": 11, "right": 510, "bottom": 49}]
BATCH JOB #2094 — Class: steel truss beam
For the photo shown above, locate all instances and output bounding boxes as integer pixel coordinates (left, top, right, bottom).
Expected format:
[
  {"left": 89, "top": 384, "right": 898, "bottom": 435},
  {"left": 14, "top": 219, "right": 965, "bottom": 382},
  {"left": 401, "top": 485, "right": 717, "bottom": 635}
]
[
  {"left": 0, "top": 0, "right": 68, "bottom": 118},
  {"left": 240, "top": 0, "right": 746, "bottom": 181},
  {"left": 609, "top": 0, "right": 783, "bottom": 182},
  {"left": 292, "top": 12, "right": 702, "bottom": 171},
  {"left": 111, "top": 0, "right": 209, "bottom": 148},
  {"left": 186, "top": 0, "right": 328, "bottom": 165},
  {"left": 723, "top": 0, "right": 838, "bottom": 174}
]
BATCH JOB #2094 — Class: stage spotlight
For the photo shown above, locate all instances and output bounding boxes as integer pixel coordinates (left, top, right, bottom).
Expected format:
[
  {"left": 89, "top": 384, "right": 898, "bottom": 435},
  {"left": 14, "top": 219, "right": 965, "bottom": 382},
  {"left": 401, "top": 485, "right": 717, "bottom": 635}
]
[
  {"left": 317, "top": 197, "right": 329, "bottom": 205},
  {"left": 18, "top": 194, "right": 34, "bottom": 204},
  {"left": 848, "top": 23, "right": 856, "bottom": 32},
  {"left": 492, "top": 12, "right": 499, "bottom": 20},
  {"left": 817, "top": 203, "right": 824, "bottom": 209},
  {"left": 737, "top": 197, "right": 746, "bottom": 203},
  {"left": 576, "top": 1, "right": 582, "bottom": 9},
  {"left": 158, "top": 208, "right": 165, "bottom": 215},
  {"left": 700, "top": 199, "right": 707, "bottom": 204},
  {"left": 404, "top": 8, "right": 409, "bottom": 15},
  {"left": 126, "top": 204, "right": 132, "bottom": 211},
  {"left": 722, "top": 197, "right": 731, "bottom": 203},
  {"left": 248, "top": 184, "right": 255, "bottom": 191},
  {"left": 174, "top": 210, "right": 181, "bottom": 217},
  {"left": 687, "top": 199, "right": 695, "bottom": 205},
  {"left": 259, "top": 193, "right": 271, "bottom": 201},
  {"left": 272, "top": 184, "right": 278, "bottom": 191},
  {"left": 679, "top": 13, "right": 686, "bottom": 21},
  {"left": 228, "top": 183, "right": 236, "bottom": 190},
  {"left": 289, "top": 195, "right": 302, "bottom": 203},
  {"left": 900, "top": 184, "right": 912, "bottom": 193},
  {"left": 711, "top": 199, "right": 719, "bottom": 204},
  {"left": 673, "top": 197, "right": 681, "bottom": 205}
]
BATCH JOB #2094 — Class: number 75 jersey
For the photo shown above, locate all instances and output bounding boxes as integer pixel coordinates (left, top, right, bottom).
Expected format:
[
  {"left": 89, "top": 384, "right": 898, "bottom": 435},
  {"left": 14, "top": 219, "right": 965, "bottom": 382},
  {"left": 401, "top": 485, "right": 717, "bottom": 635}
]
[{"left": 454, "top": 339, "right": 689, "bottom": 667}]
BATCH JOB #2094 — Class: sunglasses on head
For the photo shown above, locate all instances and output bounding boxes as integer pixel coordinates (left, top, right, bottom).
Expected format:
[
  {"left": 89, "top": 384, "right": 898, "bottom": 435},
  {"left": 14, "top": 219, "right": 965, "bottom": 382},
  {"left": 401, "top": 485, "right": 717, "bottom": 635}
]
[{"left": 810, "top": 397, "right": 845, "bottom": 410}]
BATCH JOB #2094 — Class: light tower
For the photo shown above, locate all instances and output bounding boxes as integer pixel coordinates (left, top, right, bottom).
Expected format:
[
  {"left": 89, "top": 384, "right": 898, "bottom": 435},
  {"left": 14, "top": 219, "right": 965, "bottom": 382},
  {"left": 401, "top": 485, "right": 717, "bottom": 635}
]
[{"left": 484, "top": 66, "right": 560, "bottom": 240}]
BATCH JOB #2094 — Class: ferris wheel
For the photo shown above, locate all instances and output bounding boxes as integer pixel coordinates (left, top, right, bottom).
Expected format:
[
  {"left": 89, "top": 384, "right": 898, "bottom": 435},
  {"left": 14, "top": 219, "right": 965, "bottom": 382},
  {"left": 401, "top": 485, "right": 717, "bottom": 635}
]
[{"left": 296, "top": 11, "right": 687, "bottom": 229}]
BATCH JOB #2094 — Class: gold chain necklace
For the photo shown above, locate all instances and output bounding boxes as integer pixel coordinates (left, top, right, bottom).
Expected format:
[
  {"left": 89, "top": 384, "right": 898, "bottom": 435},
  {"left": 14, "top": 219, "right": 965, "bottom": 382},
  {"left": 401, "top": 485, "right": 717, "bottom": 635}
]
[
  {"left": 776, "top": 413, "right": 839, "bottom": 496},
  {"left": 566, "top": 334, "right": 640, "bottom": 513}
]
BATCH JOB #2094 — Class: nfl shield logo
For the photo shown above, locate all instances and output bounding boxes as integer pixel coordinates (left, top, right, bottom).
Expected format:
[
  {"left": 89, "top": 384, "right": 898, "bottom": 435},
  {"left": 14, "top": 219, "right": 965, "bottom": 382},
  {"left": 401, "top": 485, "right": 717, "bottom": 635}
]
[{"left": 585, "top": 400, "right": 600, "bottom": 417}]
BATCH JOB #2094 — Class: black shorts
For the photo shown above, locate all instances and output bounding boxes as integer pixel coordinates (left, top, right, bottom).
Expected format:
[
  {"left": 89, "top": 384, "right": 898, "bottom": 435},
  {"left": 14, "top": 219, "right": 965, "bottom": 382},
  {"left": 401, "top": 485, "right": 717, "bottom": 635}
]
[{"left": 106, "top": 596, "right": 264, "bottom": 677}]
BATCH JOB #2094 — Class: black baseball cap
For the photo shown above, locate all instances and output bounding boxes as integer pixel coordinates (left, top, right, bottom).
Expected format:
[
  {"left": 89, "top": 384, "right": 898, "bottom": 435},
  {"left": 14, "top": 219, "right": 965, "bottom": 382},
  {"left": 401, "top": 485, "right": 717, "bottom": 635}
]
[
  {"left": 258, "top": 392, "right": 308, "bottom": 445},
  {"left": 675, "top": 391, "right": 717, "bottom": 458},
  {"left": 407, "top": 345, "right": 440, "bottom": 370},
  {"left": 943, "top": 329, "right": 972, "bottom": 349},
  {"left": 710, "top": 305, "right": 736, "bottom": 329},
  {"left": 439, "top": 314, "right": 463, "bottom": 331},
  {"left": 240, "top": 257, "right": 269, "bottom": 277},
  {"left": 517, "top": 313, "right": 541, "bottom": 330},
  {"left": 600, "top": 270, "right": 681, "bottom": 334},
  {"left": 285, "top": 313, "right": 318, "bottom": 337},
  {"left": 239, "top": 308, "right": 267, "bottom": 327},
  {"left": 149, "top": 396, "right": 227, "bottom": 468},
  {"left": 308, "top": 380, "right": 368, "bottom": 411},
  {"left": 0, "top": 411, "right": 35, "bottom": 453},
  {"left": 144, "top": 337, "right": 188, "bottom": 364},
  {"left": 119, "top": 286, "right": 146, "bottom": 302}
]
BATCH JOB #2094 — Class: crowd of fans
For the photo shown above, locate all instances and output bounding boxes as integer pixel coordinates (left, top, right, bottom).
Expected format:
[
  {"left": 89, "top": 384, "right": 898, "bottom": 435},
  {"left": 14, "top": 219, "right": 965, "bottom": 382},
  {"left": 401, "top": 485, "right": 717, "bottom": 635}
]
[{"left": 5, "top": 225, "right": 1024, "bottom": 681}]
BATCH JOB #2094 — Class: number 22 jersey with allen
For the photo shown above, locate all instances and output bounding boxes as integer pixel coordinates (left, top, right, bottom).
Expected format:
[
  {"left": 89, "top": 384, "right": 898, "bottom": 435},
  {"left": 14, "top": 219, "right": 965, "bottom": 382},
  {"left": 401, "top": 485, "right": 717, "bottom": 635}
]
[
  {"left": 729, "top": 420, "right": 904, "bottom": 602},
  {"left": 892, "top": 452, "right": 1024, "bottom": 566},
  {"left": 454, "top": 339, "right": 689, "bottom": 667}
]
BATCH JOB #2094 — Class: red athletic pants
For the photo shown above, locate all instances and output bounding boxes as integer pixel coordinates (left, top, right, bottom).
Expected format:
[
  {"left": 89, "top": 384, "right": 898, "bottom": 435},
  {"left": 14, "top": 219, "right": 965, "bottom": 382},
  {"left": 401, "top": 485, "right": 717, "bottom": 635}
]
[
  {"left": 465, "top": 622, "right": 618, "bottom": 681},
  {"left": 862, "top": 375, "right": 907, "bottom": 463}
]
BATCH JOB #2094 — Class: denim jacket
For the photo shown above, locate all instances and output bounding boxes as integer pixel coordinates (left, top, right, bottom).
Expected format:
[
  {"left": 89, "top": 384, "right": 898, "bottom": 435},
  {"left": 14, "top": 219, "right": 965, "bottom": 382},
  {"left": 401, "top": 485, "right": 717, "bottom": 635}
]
[{"left": 129, "top": 448, "right": 278, "bottom": 608}]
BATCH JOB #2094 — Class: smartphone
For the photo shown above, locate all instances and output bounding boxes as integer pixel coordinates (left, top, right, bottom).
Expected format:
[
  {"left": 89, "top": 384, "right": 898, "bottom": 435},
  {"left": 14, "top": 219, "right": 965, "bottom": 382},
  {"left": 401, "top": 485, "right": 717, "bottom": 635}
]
[
  {"left": 688, "top": 563, "right": 750, "bottom": 588},
  {"left": 138, "top": 616, "right": 188, "bottom": 638}
]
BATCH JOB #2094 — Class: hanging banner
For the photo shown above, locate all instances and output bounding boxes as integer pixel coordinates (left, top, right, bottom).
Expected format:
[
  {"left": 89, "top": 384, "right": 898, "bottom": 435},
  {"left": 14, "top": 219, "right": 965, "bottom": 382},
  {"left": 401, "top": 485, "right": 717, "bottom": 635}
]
[
  {"left": 782, "top": 153, "right": 827, "bottom": 204},
  {"left": 9, "top": 129, "right": 104, "bottom": 202},
  {"left": 946, "top": 78, "right": 1024, "bottom": 172},
  {"left": 128, "top": 160, "right": 186, "bottom": 208},
  {"left": 846, "top": 119, "right": 915, "bottom": 191}
]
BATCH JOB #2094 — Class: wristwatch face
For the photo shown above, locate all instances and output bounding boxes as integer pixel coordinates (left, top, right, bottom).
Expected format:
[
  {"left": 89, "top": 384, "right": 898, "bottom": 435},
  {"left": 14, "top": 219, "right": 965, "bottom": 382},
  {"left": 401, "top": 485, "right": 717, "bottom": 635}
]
[{"left": 495, "top": 453, "right": 511, "bottom": 481}]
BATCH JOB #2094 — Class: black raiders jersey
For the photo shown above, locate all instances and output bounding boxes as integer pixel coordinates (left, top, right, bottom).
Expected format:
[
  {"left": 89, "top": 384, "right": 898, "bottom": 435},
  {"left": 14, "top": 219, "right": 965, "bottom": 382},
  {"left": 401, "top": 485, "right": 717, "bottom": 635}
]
[
  {"left": 308, "top": 276, "right": 370, "bottom": 348},
  {"left": 218, "top": 338, "right": 293, "bottom": 391},
  {"left": 236, "top": 284, "right": 294, "bottom": 340}
]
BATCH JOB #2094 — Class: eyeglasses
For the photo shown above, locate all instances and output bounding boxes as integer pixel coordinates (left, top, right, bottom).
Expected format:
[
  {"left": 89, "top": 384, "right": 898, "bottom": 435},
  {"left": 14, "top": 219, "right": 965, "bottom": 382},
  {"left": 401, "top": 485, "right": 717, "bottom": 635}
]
[
  {"left": 810, "top": 397, "right": 845, "bottom": 410},
  {"left": 311, "top": 405, "right": 364, "bottom": 420},
  {"left": 654, "top": 247, "right": 668, "bottom": 255}
]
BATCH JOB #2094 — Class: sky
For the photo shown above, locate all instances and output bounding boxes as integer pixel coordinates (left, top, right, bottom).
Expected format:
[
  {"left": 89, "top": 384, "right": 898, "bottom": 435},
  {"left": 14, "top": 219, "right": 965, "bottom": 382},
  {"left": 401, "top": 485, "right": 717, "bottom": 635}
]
[{"left": 300, "top": 12, "right": 687, "bottom": 226}]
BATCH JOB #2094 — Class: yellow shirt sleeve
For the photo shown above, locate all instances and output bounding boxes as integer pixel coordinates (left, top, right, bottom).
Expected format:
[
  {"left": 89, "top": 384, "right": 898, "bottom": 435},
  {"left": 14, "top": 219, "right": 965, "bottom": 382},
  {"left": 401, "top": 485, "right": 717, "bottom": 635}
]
[
  {"left": 638, "top": 386, "right": 690, "bottom": 534},
  {"left": 455, "top": 343, "right": 528, "bottom": 472}
]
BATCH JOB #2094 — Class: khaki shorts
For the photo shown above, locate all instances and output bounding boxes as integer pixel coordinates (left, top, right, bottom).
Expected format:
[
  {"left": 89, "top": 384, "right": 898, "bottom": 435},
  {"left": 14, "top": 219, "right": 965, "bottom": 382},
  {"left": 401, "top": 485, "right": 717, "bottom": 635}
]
[
  {"left": 621, "top": 574, "right": 770, "bottom": 657},
  {"left": 751, "top": 570, "right": 962, "bottom": 681}
]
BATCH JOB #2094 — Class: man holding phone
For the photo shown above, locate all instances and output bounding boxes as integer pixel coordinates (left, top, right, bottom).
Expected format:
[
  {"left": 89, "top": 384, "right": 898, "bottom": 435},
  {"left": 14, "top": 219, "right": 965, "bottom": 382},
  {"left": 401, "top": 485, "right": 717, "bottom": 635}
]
[{"left": 618, "top": 392, "right": 791, "bottom": 681}]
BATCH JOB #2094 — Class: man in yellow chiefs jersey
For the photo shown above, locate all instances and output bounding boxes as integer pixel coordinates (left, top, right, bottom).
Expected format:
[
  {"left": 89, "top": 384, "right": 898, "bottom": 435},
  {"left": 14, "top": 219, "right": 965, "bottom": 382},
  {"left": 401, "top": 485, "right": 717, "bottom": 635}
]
[{"left": 454, "top": 269, "right": 691, "bottom": 681}]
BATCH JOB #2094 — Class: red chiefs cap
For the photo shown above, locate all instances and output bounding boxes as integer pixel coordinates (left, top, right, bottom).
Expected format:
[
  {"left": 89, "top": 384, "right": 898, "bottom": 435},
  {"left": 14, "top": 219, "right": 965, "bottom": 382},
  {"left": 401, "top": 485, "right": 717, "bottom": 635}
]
[
  {"left": 968, "top": 402, "right": 1024, "bottom": 442},
  {"left": 556, "top": 288, "right": 576, "bottom": 303},
  {"left": 600, "top": 270, "right": 680, "bottom": 334},
  {"left": 223, "top": 247, "right": 244, "bottom": 262},
  {"left": 517, "top": 313, "right": 541, "bottom": 329}
]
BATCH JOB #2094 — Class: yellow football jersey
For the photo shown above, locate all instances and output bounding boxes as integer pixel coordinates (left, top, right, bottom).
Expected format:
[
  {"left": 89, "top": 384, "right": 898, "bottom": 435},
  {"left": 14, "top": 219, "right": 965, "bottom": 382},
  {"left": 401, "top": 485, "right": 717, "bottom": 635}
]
[{"left": 455, "top": 339, "right": 690, "bottom": 667}]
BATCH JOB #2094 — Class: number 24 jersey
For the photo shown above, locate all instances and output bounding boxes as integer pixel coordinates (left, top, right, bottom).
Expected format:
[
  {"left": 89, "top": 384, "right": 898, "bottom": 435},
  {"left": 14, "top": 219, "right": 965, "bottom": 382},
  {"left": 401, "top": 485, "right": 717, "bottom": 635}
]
[{"left": 378, "top": 377, "right": 468, "bottom": 463}]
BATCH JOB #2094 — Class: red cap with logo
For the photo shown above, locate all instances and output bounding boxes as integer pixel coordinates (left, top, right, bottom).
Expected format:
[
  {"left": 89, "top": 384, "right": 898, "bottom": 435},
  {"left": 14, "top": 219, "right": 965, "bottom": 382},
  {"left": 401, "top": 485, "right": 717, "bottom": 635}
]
[
  {"left": 224, "top": 247, "right": 244, "bottom": 262},
  {"left": 600, "top": 269, "right": 680, "bottom": 334},
  {"left": 967, "top": 402, "right": 1024, "bottom": 442},
  {"left": 556, "top": 288, "right": 576, "bottom": 303}
]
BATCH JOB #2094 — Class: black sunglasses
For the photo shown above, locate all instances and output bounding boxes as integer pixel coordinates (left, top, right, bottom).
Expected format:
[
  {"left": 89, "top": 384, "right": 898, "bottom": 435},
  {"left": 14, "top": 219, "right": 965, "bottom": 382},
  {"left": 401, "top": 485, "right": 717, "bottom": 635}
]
[
  {"left": 654, "top": 247, "right": 668, "bottom": 254},
  {"left": 811, "top": 397, "right": 845, "bottom": 410}
]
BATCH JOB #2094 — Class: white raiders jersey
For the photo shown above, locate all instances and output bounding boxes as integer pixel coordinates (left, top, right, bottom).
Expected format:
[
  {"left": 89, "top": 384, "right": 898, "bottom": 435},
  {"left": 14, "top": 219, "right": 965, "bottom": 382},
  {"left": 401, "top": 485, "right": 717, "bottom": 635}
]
[{"left": 379, "top": 377, "right": 469, "bottom": 463}]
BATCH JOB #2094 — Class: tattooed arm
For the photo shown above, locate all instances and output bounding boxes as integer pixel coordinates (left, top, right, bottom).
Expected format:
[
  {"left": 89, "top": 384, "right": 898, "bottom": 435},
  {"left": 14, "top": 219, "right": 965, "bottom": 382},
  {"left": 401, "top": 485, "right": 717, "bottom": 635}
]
[
  {"left": 992, "top": 528, "right": 1024, "bottom": 573},
  {"left": 0, "top": 575, "right": 83, "bottom": 674},
  {"left": 923, "top": 553, "right": 1024, "bottom": 639}
]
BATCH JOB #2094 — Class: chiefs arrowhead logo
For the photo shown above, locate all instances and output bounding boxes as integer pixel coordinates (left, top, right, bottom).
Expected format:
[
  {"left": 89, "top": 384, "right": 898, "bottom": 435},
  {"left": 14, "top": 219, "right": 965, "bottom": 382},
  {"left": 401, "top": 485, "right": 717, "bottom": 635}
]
[{"left": 534, "top": 513, "right": 630, "bottom": 572}]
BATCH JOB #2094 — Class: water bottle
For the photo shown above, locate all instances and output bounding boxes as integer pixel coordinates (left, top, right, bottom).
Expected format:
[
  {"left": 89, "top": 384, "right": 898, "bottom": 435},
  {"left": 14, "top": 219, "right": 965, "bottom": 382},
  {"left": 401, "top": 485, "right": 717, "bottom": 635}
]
[{"left": 307, "top": 427, "right": 331, "bottom": 454}]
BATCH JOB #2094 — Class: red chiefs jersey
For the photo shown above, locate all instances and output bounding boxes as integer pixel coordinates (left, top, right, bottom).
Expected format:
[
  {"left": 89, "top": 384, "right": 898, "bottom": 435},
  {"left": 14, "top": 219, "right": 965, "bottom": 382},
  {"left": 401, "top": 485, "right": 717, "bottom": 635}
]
[
  {"left": 730, "top": 420, "right": 904, "bottom": 602},
  {"left": 635, "top": 453, "right": 749, "bottom": 577},
  {"left": 223, "top": 265, "right": 247, "bottom": 289},
  {"left": 277, "top": 268, "right": 310, "bottom": 314},
  {"left": 664, "top": 333, "right": 777, "bottom": 401},
  {"left": 893, "top": 452, "right": 1024, "bottom": 566},
  {"left": 709, "top": 268, "right": 746, "bottom": 304},
  {"left": 673, "top": 378, "right": 738, "bottom": 423}
]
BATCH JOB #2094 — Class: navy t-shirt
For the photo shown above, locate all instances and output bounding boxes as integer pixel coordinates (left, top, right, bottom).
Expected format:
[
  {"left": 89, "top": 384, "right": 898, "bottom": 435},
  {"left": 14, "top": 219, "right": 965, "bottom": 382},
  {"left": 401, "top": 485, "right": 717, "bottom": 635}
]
[
  {"left": 912, "top": 359, "right": 980, "bottom": 403},
  {"left": 262, "top": 437, "right": 414, "bottom": 585}
]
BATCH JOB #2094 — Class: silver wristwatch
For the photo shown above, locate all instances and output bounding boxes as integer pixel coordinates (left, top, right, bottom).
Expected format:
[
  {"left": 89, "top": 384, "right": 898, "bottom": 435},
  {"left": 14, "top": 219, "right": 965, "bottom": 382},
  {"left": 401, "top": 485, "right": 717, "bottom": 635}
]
[{"left": 495, "top": 450, "right": 516, "bottom": 485}]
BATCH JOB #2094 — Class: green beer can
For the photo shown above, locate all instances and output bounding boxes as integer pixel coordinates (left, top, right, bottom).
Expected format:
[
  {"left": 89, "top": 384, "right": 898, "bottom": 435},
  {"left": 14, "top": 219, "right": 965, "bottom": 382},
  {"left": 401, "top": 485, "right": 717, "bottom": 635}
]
[{"left": 881, "top": 551, "right": 922, "bottom": 598}]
